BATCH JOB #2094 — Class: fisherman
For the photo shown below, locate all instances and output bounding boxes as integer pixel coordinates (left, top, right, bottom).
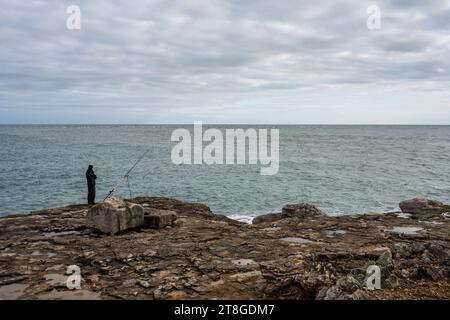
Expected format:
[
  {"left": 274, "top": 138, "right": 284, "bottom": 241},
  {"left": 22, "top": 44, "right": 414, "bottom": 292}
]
[{"left": 86, "top": 165, "right": 97, "bottom": 204}]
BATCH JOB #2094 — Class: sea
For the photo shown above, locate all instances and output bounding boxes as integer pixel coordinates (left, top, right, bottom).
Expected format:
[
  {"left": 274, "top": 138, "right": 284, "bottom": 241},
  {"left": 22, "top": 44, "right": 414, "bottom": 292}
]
[{"left": 1, "top": 125, "right": 449, "bottom": 223}]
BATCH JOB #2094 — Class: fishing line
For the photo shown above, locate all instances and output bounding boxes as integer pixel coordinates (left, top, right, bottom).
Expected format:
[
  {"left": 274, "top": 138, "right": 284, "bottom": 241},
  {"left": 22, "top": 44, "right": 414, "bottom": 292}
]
[
  {"left": 126, "top": 175, "right": 132, "bottom": 198},
  {"left": 103, "top": 148, "right": 151, "bottom": 201}
]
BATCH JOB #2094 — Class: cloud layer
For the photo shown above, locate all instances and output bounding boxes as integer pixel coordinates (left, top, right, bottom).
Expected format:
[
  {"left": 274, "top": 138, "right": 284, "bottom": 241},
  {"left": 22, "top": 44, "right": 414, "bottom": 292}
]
[{"left": 1, "top": 0, "right": 449, "bottom": 124}]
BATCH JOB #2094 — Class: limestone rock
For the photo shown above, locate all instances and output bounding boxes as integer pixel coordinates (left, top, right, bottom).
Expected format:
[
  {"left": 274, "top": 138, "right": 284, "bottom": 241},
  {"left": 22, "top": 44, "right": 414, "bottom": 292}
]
[
  {"left": 317, "top": 276, "right": 367, "bottom": 300},
  {"left": 282, "top": 203, "right": 325, "bottom": 217},
  {"left": 253, "top": 203, "right": 324, "bottom": 224},
  {"left": 399, "top": 198, "right": 450, "bottom": 215},
  {"left": 86, "top": 198, "right": 144, "bottom": 234},
  {"left": 393, "top": 243, "right": 412, "bottom": 259},
  {"left": 426, "top": 244, "right": 449, "bottom": 262},
  {"left": 1, "top": 196, "right": 449, "bottom": 300},
  {"left": 376, "top": 248, "right": 394, "bottom": 267},
  {"left": 384, "top": 274, "right": 400, "bottom": 289},
  {"left": 412, "top": 266, "right": 445, "bottom": 281},
  {"left": 128, "top": 197, "right": 213, "bottom": 218},
  {"left": 252, "top": 213, "right": 283, "bottom": 224},
  {"left": 424, "top": 267, "right": 444, "bottom": 281},
  {"left": 143, "top": 208, "right": 177, "bottom": 229}
]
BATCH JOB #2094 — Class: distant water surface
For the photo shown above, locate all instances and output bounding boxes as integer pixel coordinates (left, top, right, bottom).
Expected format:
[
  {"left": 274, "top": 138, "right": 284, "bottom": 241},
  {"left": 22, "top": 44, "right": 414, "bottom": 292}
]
[{"left": 0, "top": 125, "right": 449, "bottom": 223}]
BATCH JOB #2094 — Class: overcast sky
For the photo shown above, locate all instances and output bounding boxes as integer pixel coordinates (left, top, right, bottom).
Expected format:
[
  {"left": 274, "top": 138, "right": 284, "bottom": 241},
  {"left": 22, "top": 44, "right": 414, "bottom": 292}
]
[{"left": 0, "top": 0, "right": 449, "bottom": 124}]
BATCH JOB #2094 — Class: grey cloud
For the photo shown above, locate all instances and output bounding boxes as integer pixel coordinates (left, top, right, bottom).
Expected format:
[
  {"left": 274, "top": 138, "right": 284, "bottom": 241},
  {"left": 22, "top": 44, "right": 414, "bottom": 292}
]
[{"left": 0, "top": 0, "right": 449, "bottom": 123}]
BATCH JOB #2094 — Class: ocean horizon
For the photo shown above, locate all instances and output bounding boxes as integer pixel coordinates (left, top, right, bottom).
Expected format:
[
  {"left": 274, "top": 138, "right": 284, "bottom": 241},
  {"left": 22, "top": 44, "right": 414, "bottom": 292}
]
[{"left": 1, "top": 124, "right": 449, "bottom": 222}]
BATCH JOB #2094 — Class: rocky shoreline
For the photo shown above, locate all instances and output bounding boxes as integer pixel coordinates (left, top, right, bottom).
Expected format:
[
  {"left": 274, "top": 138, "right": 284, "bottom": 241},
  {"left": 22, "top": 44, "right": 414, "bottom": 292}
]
[{"left": 0, "top": 197, "right": 449, "bottom": 300}]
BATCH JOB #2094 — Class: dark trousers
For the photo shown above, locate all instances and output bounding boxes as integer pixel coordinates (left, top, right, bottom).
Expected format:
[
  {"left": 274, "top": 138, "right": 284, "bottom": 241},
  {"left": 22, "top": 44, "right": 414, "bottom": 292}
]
[{"left": 88, "top": 184, "right": 96, "bottom": 204}]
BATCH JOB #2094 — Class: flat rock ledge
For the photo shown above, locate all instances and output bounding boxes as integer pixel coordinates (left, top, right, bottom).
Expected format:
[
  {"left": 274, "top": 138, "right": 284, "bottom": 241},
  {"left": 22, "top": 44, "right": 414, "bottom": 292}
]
[{"left": 0, "top": 197, "right": 449, "bottom": 300}]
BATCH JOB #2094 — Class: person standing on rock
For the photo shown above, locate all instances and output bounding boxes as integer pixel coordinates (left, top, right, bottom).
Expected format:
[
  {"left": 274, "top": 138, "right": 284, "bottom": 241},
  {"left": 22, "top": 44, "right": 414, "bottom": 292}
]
[{"left": 86, "top": 165, "right": 97, "bottom": 205}]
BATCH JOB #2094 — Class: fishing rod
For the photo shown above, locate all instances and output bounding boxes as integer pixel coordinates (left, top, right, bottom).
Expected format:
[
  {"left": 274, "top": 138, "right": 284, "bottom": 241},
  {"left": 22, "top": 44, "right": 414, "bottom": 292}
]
[{"left": 103, "top": 149, "right": 151, "bottom": 201}]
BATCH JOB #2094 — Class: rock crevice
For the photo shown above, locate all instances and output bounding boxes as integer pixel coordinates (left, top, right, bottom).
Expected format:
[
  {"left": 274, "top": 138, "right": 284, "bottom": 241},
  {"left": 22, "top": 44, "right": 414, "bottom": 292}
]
[{"left": 0, "top": 197, "right": 448, "bottom": 300}]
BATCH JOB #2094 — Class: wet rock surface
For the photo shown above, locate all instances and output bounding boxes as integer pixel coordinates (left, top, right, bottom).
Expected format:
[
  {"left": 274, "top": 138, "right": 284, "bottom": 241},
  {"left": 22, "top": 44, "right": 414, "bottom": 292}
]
[{"left": 0, "top": 197, "right": 449, "bottom": 300}]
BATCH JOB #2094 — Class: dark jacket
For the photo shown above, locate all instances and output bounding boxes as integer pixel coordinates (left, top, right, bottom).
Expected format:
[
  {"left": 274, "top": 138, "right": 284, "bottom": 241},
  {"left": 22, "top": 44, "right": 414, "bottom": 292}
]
[{"left": 86, "top": 170, "right": 97, "bottom": 186}]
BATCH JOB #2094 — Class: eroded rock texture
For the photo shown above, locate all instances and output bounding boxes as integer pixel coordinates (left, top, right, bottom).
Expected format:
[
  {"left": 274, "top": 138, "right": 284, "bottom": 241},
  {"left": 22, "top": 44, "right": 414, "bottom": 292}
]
[
  {"left": 86, "top": 198, "right": 144, "bottom": 235},
  {"left": 399, "top": 198, "right": 450, "bottom": 215},
  {"left": 0, "top": 197, "right": 448, "bottom": 300}
]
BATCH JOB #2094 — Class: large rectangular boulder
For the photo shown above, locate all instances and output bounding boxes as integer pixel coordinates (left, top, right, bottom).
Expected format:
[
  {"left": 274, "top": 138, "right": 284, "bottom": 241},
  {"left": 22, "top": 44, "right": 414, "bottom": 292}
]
[{"left": 87, "top": 198, "right": 144, "bottom": 234}]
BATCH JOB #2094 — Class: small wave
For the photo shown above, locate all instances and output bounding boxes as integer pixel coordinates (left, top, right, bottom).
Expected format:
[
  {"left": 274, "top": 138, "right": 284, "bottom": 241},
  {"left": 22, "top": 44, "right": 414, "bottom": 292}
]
[{"left": 227, "top": 214, "right": 254, "bottom": 224}]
